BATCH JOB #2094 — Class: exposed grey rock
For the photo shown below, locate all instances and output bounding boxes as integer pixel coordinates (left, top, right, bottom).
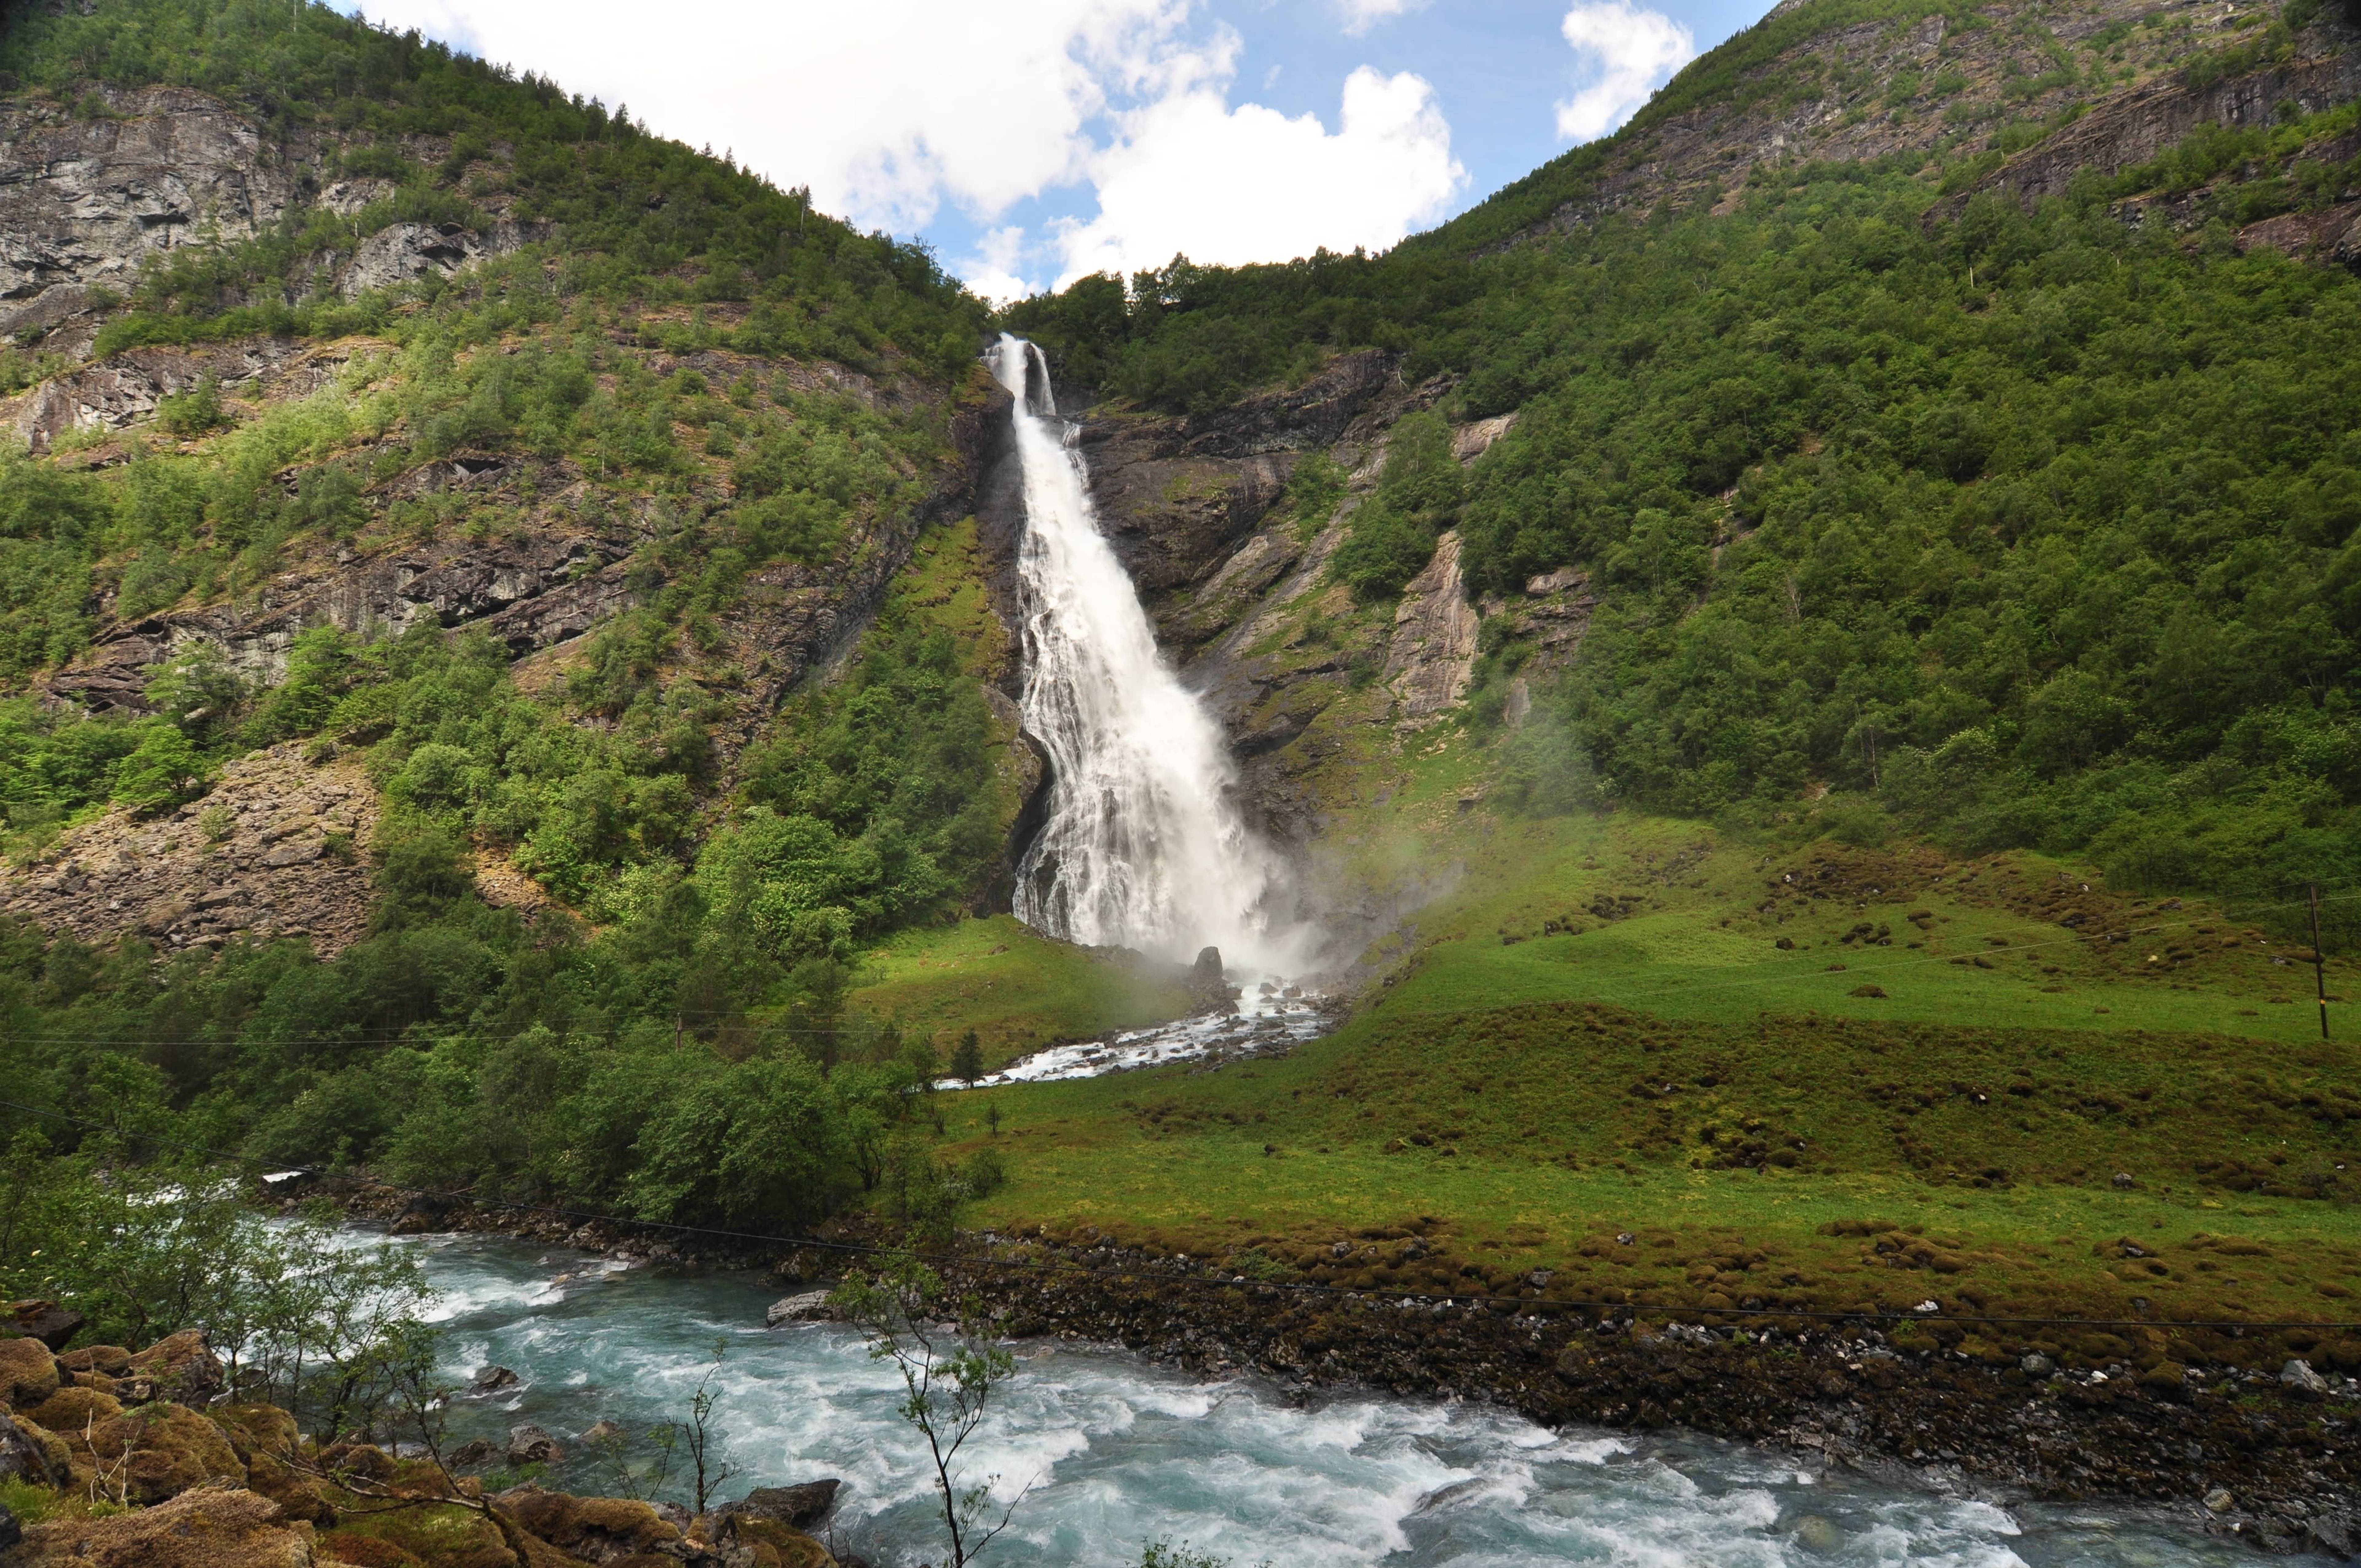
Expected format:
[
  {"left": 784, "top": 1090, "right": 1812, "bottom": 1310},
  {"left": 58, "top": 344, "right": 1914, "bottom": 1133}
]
[
  {"left": 505, "top": 1423, "right": 563, "bottom": 1465},
  {"left": 765, "top": 1290, "right": 834, "bottom": 1327},
  {"left": 0, "top": 85, "right": 307, "bottom": 312},
  {"left": 1384, "top": 530, "right": 1478, "bottom": 729},
  {"left": 470, "top": 1365, "right": 521, "bottom": 1394},
  {"left": 722, "top": 1479, "right": 841, "bottom": 1529},
  {"left": 337, "top": 218, "right": 542, "bottom": 298},
  {"left": 10, "top": 1300, "right": 85, "bottom": 1352},
  {"left": 2280, "top": 1358, "right": 2329, "bottom": 1396}
]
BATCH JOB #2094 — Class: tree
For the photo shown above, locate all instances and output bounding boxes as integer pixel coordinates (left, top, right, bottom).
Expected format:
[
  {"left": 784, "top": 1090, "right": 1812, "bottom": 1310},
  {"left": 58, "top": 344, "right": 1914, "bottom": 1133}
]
[
  {"left": 950, "top": 1030, "right": 983, "bottom": 1087},
  {"left": 830, "top": 1253, "right": 1028, "bottom": 1568}
]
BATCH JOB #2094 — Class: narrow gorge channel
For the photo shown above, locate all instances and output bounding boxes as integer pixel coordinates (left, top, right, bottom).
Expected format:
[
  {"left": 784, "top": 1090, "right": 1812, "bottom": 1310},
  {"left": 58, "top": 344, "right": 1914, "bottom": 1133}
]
[{"left": 402, "top": 1235, "right": 2279, "bottom": 1567}]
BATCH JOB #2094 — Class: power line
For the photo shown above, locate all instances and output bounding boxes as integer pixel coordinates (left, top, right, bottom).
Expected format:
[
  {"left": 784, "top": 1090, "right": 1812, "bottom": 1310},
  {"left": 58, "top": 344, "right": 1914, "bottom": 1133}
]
[{"left": 5, "top": 1095, "right": 2356, "bottom": 1337}]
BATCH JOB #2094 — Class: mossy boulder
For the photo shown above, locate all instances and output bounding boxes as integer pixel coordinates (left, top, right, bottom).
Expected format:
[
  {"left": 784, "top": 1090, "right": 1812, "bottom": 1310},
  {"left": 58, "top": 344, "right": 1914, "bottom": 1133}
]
[
  {"left": 497, "top": 1484, "right": 681, "bottom": 1561},
  {"left": 57, "top": 1346, "right": 133, "bottom": 1378},
  {"left": 209, "top": 1402, "right": 300, "bottom": 1463},
  {"left": 122, "top": 1330, "right": 224, "bottom": 1407},
  {"left": 13, "top": 1481, "right": 314, "bottom": 1568},
  {"left": 0, "top": 1334, "right": 62, "bottom": 1408},
  {"left": 22, "top": 1384, "right": 125, "bottom": 1434},
  {"left": 69, "top": 1402, "right": 245, "bottom": 1504},
  {"left": 322, "top": 1498, "right": 515, "bottom": 1568},
  {"left": 5, "top": 1412, "right": 69, "bottom": 1485},
  {"left": 722, "top": 1515, "right": 840, "bottom": 1568}
]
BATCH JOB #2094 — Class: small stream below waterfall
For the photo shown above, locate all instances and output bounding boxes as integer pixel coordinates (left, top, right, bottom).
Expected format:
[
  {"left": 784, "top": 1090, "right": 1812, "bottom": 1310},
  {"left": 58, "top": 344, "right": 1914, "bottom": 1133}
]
[{"left": 397, "top": 1233, "right": 2300, "bottom": 1567}]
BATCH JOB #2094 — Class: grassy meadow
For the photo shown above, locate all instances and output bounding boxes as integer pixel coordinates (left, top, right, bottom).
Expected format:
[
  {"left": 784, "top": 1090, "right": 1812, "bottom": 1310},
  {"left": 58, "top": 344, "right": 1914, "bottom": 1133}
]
[{"left": 872, "top": 783, "right": 2361, "bottom": 1362}]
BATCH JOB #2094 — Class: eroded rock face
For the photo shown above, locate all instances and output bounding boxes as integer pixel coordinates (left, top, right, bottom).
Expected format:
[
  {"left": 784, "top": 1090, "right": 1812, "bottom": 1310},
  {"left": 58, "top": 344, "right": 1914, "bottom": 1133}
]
[
  {"left": 45, "top": 513, "right": 636, "bottom": 708},
  {"left": 1385, "top": 531, "right": 1480, "bottom": 730},
  {"left": 337, "top": 217, "right": 544, "bottom": 298},
  {"left": 1, "top": 743, "right": 382, "bottom": 956},
  {"left": 1952, "top": 46, "right": 2361, "bottom": 214},
  {"left": 0, "top": 85, "right": 308, "bottom": 329}
]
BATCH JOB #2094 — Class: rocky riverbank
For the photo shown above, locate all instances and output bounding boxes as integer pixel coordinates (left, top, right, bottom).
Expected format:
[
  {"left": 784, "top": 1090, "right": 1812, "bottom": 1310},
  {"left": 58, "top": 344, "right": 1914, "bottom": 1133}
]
[
  {"left": 313, "top": 1178, "right": 2361, "bottom": 1560},
  {"left": 0, "top": 1305, "right": 853, "bottom": 1567}
]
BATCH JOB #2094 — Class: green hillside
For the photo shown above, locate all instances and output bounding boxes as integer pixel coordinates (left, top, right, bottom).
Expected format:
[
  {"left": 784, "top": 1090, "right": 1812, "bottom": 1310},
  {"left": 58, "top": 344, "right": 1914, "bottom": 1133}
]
[{"left": 2, "top": 0, "right": 2359, "bottom": 1377}]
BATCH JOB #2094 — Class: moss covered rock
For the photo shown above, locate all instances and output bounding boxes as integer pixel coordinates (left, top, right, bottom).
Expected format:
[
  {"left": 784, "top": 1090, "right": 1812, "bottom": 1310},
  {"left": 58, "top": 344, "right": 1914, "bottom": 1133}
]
[
  {"left": 496, "top": 1484, "right": 680, "bottom": 1561},
  {"left": 69, "top": 1402, "right": 245, "bottom": 1505},
  {"left": 0, "top": 1334, "right": 62, "bottom": 1408},
  {"left": 4, "top": 1411, "right": 69, "bottom": 1485},
  {"left": 22, "top": 1384, "right": 124, "bottom": 1434},
  {"left": 13, "top": 1482, "right": 314, "bottom": 1568}
]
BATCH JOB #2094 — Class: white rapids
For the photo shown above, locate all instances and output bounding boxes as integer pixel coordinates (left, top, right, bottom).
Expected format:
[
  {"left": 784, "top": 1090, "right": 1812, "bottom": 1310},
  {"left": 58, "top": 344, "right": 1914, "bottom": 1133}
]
[
  {"left": 991, "top": 334, "right": 1297, "bottom": 977},
  {"left": 387, "top": 1232, "right": 2303, "bottom": 1568}
]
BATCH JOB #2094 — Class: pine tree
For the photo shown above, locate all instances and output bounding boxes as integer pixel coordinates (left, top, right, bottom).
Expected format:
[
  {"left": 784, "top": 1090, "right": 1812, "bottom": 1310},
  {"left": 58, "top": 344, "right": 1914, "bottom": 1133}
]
[{"left": 950, "top": 1030, "right": 984, "bottom": 1087}]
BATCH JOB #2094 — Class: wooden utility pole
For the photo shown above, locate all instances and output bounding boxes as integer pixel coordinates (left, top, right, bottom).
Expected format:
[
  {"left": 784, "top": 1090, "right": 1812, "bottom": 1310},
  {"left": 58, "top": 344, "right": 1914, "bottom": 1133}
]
[{"left": 2309, "top": 883, "right": 2330, "bottom": 1041}]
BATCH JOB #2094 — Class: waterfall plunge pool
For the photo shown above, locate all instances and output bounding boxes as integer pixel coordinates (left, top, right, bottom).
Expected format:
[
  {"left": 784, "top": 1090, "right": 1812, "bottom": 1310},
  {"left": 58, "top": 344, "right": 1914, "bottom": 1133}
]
[{"left": 395, "top": 1231, "right": 2299, "bottom": 1567}]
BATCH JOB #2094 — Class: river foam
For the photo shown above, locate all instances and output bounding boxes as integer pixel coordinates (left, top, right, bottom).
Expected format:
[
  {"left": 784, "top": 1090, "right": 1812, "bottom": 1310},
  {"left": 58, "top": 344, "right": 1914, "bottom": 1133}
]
[{"left": 385, "top": 1232, "right": 2307, "bottom": 1567}]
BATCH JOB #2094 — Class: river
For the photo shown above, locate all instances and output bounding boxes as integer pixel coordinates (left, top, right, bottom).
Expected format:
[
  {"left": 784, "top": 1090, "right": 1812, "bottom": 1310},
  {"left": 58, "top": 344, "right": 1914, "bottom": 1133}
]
[{"left": 392, "top": 1231, "right": 2301, "bottom": 1567}]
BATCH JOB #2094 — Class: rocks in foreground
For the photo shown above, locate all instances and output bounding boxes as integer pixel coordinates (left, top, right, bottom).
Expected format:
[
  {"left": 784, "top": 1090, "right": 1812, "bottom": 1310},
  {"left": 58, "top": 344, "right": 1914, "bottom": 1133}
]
[{"left": 0, "top": 1324, "right": 850, "bottom": 1566}]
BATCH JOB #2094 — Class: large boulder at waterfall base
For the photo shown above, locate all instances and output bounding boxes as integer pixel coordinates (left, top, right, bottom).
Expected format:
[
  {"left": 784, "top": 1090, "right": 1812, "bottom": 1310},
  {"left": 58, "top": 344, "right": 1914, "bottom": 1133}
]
[
  {"left": 765, "top": 1290, "right": 834, "bottom": 1327},
  {"left": 722, "top": 1479, "right": 842, "bottom": 1530}
]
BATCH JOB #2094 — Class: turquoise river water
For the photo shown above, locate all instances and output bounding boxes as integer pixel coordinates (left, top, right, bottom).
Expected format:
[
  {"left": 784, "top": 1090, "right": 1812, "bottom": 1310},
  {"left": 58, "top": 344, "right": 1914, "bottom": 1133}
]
[{"left": 391, "top": 1231, "right": 2315, "bottom": 1568}]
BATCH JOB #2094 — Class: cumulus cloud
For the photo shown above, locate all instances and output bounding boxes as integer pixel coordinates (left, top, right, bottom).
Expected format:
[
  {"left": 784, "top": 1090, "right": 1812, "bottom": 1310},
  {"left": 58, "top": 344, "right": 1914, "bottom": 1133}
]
[
  {"left": 1555, "top": 0, "right": 1695, "bottom": 142},
  {"left": 349, "top": 0, "right": 1188, "bottom": 230},
  {"left": 344, "top": 0, "right": 1463, "bottom": 296},
  {"left": 1057, "top": 55, "right": 1462, "bottom": 284}
]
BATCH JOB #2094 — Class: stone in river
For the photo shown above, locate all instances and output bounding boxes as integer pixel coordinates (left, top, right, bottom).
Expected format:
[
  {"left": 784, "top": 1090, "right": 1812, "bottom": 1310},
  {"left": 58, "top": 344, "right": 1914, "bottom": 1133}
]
[{"left": 765, "top": 1290, "right": 834, "bottom": 1327}]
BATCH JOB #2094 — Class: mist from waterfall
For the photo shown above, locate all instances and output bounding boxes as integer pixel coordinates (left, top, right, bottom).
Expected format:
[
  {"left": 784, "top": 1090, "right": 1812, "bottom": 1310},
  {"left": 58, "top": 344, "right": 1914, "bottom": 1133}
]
[{"left": 991, "top": 334, "right": 1294, "bottom": 972}]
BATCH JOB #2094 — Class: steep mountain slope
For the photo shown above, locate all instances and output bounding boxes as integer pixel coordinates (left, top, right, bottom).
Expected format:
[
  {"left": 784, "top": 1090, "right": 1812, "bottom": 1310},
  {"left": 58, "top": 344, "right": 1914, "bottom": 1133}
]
[{"left": 1010, "top": 0, "right": 2361, "bottom": 917}]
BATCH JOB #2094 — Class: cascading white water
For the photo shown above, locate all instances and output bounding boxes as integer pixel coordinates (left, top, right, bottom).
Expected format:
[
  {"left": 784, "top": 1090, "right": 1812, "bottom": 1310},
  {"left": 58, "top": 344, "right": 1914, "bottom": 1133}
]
[{"left": 992, "top": 334, "right": 1292, "bottom": 971}]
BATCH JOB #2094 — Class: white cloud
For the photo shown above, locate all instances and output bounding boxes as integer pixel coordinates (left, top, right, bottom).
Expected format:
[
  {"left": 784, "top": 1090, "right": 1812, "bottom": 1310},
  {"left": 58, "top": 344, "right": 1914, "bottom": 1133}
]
[
  {"left": 1555, "top": 0, "right": 1695, "bottom": 142},
  {"left": 962, "top": 226, "right": 1036, "bottom": 307},
  {"left": 342, "top": 0, "right": 1464, "bottom": 297},
  {"left": 349, "top": 0, "right": 1189, "bottom": 230},
  {"left": 1056, "top": 57, "right": 1463, "bottom": 285},
  {"left": 1335, "top": 0, "right": 1426, "bottom": 34}
]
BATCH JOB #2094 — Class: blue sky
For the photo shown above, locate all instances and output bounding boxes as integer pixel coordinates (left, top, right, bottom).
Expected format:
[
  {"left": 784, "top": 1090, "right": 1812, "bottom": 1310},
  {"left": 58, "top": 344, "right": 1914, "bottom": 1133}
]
[{"left": 341, "top": 0, "right": 1779, "bottom": 298}]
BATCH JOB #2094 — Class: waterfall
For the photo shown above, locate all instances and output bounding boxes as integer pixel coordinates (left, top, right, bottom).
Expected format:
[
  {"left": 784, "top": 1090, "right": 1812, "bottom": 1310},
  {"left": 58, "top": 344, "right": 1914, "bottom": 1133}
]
[{"left": 991, "top": 334, "right": 1291, "bottom": 971}]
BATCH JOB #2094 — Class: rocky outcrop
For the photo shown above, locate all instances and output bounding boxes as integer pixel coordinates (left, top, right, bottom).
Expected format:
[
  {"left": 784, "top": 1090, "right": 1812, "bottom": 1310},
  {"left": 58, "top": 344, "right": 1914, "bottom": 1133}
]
[
  {"left": 0, "top": 85, "right": 311, "bottom": 335},
  {"left": 1, "top": 742, "right": 381, "bottom": 955},
  {"left": 4, "top": 335, "right": 326, "bottom": 452},
  {"left": 44, "top": 514, "right": 637, "bottom": 707},
  {"left": 1950, "top": 42, "right": 2361, "bottom": 215},
  {"left": 1383, "top": 531, "right": 1480, "bottom": 730},
  {"left": 1507, "top": 1, "right": 2361, "bottom": 251},
  {"left": 337, "top": 218, "right": 542, "bottom": 298}
]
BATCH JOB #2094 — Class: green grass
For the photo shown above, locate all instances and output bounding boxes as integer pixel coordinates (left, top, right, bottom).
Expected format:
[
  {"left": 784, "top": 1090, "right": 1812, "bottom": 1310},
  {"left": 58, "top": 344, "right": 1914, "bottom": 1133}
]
[
  {"left": 848, "top": 914, "right": 1195, "bottom": 1066},
  {"left": 894, "top": 794, "right": 2361, "bottom": 1363}
]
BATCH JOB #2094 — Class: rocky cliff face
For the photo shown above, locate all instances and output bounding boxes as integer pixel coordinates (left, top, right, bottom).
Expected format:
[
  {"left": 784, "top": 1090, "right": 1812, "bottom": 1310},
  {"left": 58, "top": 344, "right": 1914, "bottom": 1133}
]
[
  {"left": 0, "top": 72, "right": 989, "bottom": 951},
  {"left": 1509, "top": 0, "right": 2361, "bottom": 256},
  {"left": 0, "top": 84, "right": 310, "bottom": 351},
  {"left": 2, "top": 743, "right": 383, "bottom": 955}
]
